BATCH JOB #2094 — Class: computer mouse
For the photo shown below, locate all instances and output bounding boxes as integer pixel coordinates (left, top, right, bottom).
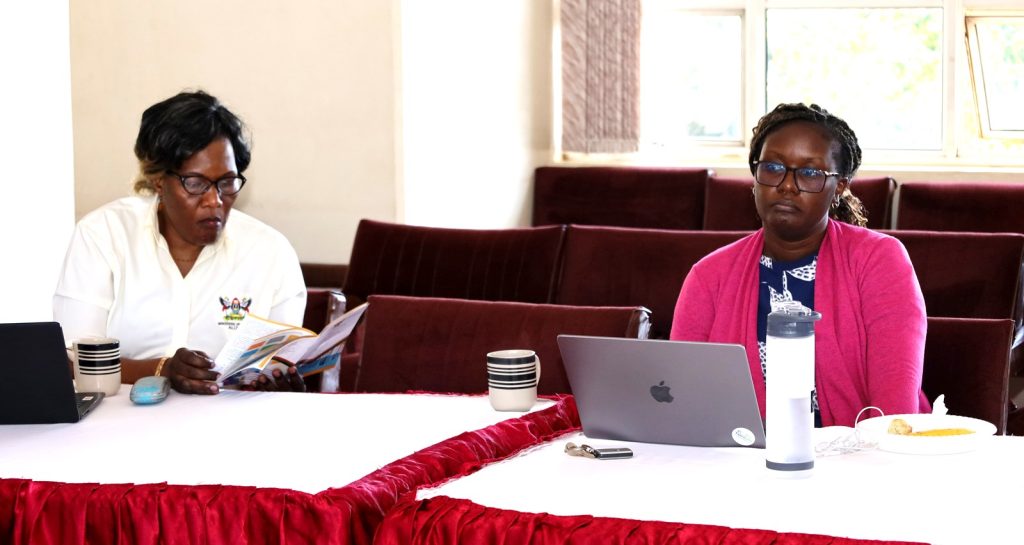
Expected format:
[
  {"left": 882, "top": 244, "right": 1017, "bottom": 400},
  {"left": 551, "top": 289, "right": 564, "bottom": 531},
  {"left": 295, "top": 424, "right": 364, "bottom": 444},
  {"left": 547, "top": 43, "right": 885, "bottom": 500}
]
[{"left": 130, "top": 376, "right": 170, "bottom": 405}]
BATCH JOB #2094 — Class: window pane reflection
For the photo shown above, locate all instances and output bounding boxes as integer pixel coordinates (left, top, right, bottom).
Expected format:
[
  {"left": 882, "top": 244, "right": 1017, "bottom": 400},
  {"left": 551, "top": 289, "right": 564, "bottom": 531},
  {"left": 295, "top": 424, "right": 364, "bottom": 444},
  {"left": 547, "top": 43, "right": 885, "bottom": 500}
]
[
  {"left": 767, "top": 8, "right": 943, "bottom": 150},
  {"left": 640, "top": 12, "right": 742, "bottom": 147},
  {"left": 973, "top": 18, "right": 1024, "bottom": 132}
]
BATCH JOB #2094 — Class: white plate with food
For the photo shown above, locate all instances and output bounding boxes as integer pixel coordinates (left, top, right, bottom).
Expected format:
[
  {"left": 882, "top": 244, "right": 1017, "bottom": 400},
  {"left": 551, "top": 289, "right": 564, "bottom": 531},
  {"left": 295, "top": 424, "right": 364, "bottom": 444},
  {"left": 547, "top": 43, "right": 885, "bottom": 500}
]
[{"left": 857, "top": 413, "right": 996, "bottom": 455}]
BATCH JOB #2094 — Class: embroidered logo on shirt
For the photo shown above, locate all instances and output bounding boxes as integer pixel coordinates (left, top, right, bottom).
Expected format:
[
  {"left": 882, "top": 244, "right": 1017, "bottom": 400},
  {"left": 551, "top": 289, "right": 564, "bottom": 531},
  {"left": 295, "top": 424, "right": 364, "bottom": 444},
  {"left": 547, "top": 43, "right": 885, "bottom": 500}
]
[{"left": 219, "top": 296, "right": 252, "bottom": 324}]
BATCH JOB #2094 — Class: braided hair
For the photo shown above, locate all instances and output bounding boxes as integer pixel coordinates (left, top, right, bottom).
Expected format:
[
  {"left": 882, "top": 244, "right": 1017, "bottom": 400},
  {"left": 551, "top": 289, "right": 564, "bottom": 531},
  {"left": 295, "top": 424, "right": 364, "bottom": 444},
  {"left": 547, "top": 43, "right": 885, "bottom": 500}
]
[{"left": 748, "top": 103, "right": 868, "bottom": 227}]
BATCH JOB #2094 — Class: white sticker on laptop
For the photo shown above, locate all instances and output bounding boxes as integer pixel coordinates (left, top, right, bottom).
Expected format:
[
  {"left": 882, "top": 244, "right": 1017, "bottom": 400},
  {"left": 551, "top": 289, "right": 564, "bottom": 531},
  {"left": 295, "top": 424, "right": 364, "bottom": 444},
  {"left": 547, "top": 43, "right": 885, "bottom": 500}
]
[{"left": 732, "top": 427, "right": 756, "bottom": 446}]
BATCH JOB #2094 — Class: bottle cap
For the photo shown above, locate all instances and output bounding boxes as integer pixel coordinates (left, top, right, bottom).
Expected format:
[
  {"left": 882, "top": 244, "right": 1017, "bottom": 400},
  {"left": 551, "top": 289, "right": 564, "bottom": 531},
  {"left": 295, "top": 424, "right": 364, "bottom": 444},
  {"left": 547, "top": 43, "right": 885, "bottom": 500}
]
[{"left": 766, "top": 302, "right": 822, "bottom": 338}]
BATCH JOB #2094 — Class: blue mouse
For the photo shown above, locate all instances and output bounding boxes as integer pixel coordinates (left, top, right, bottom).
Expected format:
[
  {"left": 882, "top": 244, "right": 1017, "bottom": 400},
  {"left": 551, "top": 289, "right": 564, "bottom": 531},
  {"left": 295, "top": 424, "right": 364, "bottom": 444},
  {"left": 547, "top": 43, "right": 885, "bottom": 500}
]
[{"left": 130, "top": 376, "right": 170, "bottom": 405}]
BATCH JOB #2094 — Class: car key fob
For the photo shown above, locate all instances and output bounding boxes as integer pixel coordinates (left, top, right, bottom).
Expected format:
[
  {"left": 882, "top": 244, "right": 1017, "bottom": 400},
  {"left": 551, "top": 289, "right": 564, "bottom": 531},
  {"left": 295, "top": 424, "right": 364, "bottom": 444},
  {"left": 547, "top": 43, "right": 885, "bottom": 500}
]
[
  {"left": 565, "top": 442, "right": 634, "bottom": 460},
  {"left": 591, "top": 447, "right": 633, "bottom": 459}
]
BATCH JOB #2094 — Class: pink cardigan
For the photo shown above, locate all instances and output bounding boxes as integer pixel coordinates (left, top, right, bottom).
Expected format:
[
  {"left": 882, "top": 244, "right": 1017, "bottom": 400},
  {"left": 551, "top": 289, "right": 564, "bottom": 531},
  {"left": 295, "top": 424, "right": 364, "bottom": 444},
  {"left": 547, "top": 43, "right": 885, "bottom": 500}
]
[{"left": 670, "top": 220, "right": 930, "bottom": 427}]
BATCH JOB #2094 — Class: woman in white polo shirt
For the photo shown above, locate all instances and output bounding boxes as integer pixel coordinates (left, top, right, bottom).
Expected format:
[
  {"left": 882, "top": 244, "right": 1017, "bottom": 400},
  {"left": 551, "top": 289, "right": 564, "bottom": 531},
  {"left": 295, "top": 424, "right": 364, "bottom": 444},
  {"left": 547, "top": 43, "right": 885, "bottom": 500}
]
[{"left": 54, "top": 90, "right": 307, "bottom": 394}]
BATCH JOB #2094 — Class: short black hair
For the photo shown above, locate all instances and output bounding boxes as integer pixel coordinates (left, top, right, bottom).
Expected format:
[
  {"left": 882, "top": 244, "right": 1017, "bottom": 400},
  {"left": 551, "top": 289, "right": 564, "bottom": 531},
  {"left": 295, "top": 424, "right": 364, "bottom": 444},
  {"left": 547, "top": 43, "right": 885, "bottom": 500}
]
[{"left": 134, "top": 90, "right": 251, "bottom": 191}]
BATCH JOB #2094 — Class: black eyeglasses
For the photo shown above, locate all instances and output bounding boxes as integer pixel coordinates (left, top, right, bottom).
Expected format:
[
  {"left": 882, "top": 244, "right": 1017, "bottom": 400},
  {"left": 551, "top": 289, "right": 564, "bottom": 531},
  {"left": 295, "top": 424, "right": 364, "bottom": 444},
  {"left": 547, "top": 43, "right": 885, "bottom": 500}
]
[
  {"left": 166, "top": 172, "right": 247, "bottom": 196},
  {"left": 751, "top": 161, "right": 840, "bottom": 194}
]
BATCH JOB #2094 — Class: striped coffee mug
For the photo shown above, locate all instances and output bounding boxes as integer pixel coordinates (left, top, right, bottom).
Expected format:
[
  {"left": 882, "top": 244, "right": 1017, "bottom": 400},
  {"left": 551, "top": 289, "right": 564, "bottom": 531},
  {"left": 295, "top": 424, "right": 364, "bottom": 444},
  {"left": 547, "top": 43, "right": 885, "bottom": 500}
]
[
  {"left": 73, "top": 337, "right": 121, "bottom": 396},
  {"left": 487, "top": 349, "right": 540, "bottom": 411}
]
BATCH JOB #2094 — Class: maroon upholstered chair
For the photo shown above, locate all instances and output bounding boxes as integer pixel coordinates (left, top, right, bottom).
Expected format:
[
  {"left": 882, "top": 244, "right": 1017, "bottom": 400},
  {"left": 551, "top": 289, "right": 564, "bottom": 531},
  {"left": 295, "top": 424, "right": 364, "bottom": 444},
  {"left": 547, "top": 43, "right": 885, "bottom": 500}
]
[
  {"left": 300, "top": 288, "right": 347, "bottom": 391},
  {"left": 555, "top": 225, "right": 749, "bottom": 339},
  {"left": 885, "top": 231, "right": 1024, "bottom": 321},
  {"left": 354, "top": 295, "right": 651, "bottom": 395},
  {"left": 342, "top": 219, "right": 567, "bottom": 309},
  {"left": 702, "top": 175, "right": 896, "bottom": 230},
  {"left": 896, "top": 181, "right": 1024, "bottom": 233},
  {"left": 847, "top": 176, "right": 896, "bottom": 229},
  {"left": 1009, "top": 404, "right": 1024, "bottom": 436},
  {"left": 922, "top": 317, "right": 1013, "bottom": 434},
  {"left": 340, "top": 220, "right": 567, "bottom": 391},
  {"left": 300, "top": 262, "right": 349, "bottom": 288},
  {"left": 884, "top": 230, "right": 1024, "bottom": 374},
  {"left": 896, "top": 182, "right": 1024, "bottom": 357},
  {"left": 701, "top": 176, "right": 759, "bottom": 230},
  {"left": 301, "top": 288, "right": 347, "bottom": 333},
  {"left": 532, "top": 166, "right": 710, "bottom": 230}
]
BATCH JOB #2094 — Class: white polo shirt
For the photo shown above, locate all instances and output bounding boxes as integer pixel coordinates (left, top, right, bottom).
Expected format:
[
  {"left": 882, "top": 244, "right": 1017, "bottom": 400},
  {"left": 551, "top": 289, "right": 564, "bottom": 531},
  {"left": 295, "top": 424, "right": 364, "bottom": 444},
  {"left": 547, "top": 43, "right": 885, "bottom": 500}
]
[{"left": 53, "top": 195, "right": 306, "bottom": 359}]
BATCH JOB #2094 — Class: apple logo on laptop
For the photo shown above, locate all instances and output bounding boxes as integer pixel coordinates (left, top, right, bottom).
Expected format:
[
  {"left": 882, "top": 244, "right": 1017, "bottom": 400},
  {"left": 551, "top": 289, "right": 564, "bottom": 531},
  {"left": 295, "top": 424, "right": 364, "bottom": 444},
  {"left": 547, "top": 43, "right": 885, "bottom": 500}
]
[{"left": 650, "top": 381, "right": 673, "bottom": 403}]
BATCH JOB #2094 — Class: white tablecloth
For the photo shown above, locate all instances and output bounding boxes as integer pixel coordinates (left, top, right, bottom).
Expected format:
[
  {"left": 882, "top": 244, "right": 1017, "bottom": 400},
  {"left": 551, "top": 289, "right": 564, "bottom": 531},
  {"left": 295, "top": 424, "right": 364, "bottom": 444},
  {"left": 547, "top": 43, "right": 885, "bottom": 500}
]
[
  {"left": 421, "top": 429, "right": 1024, "bottom": 545},
  {"left": 0, "top": 386, "right": 552, "bottom": 494}
]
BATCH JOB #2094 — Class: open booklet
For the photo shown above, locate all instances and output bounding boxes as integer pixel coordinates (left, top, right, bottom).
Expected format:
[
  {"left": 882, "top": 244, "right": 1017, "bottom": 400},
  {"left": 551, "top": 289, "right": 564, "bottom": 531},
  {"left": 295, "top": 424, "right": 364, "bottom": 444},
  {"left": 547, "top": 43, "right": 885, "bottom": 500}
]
[{"left": 212, "top": 302, "right": 368, "bottom": 386}]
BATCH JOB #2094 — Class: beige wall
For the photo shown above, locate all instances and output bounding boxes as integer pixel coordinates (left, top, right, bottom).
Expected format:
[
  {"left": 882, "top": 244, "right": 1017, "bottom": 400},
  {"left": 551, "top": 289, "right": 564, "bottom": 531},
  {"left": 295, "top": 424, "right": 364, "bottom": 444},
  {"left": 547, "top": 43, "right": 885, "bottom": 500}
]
[
  {"left": 70, "top": 0, "right": 400, "bottom": 264},
  {"left": 70, "top": 0, "right": 553, "bottom": 263},
  {"left": 66, "top": 1, "right": 1023, "bottom": 270}
]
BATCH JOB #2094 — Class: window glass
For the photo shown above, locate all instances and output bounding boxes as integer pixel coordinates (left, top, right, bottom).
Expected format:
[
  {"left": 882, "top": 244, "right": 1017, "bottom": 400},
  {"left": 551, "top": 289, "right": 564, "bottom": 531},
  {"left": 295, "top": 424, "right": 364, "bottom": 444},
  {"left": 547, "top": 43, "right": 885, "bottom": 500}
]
[
  {"left": 969, "top": 17, "right": 1024, "bottom": 133},
  {"left": 766, "top": 8, "right": 943, "bottom": 150},
  {"left": 640, "top": 12, "right": 742, "bottom": 148},
  {"left": 566, "top": 2, "right": 1024, "bottom": 165}
]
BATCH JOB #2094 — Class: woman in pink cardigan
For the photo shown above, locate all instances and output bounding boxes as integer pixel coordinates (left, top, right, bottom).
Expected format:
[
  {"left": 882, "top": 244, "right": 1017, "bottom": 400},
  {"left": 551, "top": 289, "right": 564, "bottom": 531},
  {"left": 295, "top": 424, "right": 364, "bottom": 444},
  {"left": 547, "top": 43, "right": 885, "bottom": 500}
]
[{"left": 671, "top": 103, "right": 930, "bottom": 427}]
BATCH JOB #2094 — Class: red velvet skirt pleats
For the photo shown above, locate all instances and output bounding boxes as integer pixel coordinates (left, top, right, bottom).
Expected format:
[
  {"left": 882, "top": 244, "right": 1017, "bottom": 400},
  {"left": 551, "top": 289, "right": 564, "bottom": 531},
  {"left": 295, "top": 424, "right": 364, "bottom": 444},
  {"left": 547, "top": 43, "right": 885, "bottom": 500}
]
[{"left": 0, "top": 395, "right": 581, "bottom": 545}]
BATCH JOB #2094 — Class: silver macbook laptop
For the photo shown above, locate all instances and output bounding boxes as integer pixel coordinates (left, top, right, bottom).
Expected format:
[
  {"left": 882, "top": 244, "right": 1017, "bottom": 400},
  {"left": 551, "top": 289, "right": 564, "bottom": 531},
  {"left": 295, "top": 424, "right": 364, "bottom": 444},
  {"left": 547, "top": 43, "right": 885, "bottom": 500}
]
[
  {"left": 558, "top": 335, "right": 765, "bottom": 448},
  {"left": 0, "top": 322, "right": 104, "bottom": 424}
]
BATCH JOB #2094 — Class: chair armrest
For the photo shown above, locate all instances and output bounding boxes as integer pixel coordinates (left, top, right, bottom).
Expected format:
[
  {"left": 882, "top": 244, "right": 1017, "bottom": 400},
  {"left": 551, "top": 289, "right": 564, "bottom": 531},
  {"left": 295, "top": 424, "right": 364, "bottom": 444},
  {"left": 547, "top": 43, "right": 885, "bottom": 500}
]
[
  {"left": 627, "top": 307, "right": 652, "bottom": 340},
  {"left": 303, "top": 288, "right": 347, "bottom": 333}
]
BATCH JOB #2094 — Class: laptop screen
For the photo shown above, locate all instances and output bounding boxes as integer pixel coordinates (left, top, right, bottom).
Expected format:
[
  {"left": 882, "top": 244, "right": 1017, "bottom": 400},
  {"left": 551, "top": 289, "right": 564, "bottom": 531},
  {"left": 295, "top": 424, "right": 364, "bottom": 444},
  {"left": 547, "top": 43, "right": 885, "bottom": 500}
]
[
  {"left": 558, "top": 334, "right": 765, "bottom": 448},
  {"left": 0, "top": 322, "right": 86, "bottom": 424}
]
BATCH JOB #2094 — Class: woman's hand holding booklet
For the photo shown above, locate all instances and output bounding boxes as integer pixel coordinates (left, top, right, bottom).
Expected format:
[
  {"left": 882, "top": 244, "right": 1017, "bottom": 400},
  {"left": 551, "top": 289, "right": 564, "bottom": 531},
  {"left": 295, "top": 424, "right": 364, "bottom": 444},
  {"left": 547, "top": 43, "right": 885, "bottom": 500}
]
[{"left": 212, "top": 303, "right": 369, "bottom": 386}]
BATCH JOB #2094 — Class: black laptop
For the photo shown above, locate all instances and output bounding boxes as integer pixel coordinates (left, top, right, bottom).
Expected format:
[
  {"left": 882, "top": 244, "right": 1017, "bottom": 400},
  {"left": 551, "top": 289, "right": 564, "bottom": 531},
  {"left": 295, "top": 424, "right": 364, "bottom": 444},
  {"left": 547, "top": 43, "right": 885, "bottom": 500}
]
[{"left": 0, "top": 322, "right": 104, "bottom": 424}]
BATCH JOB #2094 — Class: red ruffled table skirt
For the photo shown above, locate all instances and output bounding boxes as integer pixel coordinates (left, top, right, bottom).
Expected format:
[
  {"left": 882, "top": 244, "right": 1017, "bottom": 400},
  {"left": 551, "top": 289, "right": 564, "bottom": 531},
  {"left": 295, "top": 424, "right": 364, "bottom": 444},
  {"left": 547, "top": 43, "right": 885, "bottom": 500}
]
[
  {"left": 376, "top": 495, "right": 929, "bottom": 545},
  {"left": 0, "top": 394, "right": 582, "bottom": 545}
]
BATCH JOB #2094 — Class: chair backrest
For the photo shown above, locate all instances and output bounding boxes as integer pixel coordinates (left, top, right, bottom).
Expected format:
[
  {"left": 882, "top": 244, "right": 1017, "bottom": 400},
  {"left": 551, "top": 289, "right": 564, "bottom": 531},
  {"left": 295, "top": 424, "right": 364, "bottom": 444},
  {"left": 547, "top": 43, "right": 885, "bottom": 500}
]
[
  {"left": 850, "top": 176, "right": 896, "bottom": 229},
  {"left": 896, "top": 181, "right": 1024, "bottom": 233},
  {"left": 532, "top": 166, "right": 709, "bottom": 230},
  {"left": 354, "top": 295, "right": 651, "bottom": 395},
  {"left": 922, "top": 317, "right": 1013, "bottom": 433},
  {"left": 703, "top": 175, "right": 895, "bottom": 230},
  {"left": 343, "top": 219, "right": 567, "bottom": 308},
  {"left": 701, "top": 176, "right": 759, "bottom": 230},
  {"left": 555, "top": 225, "right": 748, "bottom": 339},
  {"left": 300, "top": 263, "right": 349, "bottom": 288},
  {"left": 884, "top": 230, "right": 1024, "bottom": 323}
]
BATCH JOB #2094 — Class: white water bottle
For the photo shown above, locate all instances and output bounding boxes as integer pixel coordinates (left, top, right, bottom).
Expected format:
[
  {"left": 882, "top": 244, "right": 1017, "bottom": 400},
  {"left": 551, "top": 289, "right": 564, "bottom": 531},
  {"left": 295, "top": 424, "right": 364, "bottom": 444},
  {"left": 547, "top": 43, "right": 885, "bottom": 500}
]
[{"left": 765, "top": 302, "right": 821, "bottom": 473}]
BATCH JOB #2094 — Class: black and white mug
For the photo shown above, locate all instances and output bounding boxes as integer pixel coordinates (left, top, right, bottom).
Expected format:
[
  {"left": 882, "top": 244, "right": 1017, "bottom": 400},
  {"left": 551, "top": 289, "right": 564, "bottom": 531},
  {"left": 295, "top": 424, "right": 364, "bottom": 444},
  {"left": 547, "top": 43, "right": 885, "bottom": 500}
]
[
  {"left": 486, "top": 349, "right": 541, "bottom": 411},
  {"left": 73, "top": 337, "right": 121, "bottom": 396}
]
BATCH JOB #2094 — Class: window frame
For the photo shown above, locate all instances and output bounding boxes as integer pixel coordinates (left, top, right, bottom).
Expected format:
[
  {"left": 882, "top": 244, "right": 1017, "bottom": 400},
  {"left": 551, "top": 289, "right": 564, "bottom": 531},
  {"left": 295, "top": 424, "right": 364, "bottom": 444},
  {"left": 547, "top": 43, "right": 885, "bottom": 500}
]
[
  {"left": 555, "top": 0, "right": 1024, "bottom": 169},
  {"left": 966, "top": 13, "right": 1024, "bottom": 139}
]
